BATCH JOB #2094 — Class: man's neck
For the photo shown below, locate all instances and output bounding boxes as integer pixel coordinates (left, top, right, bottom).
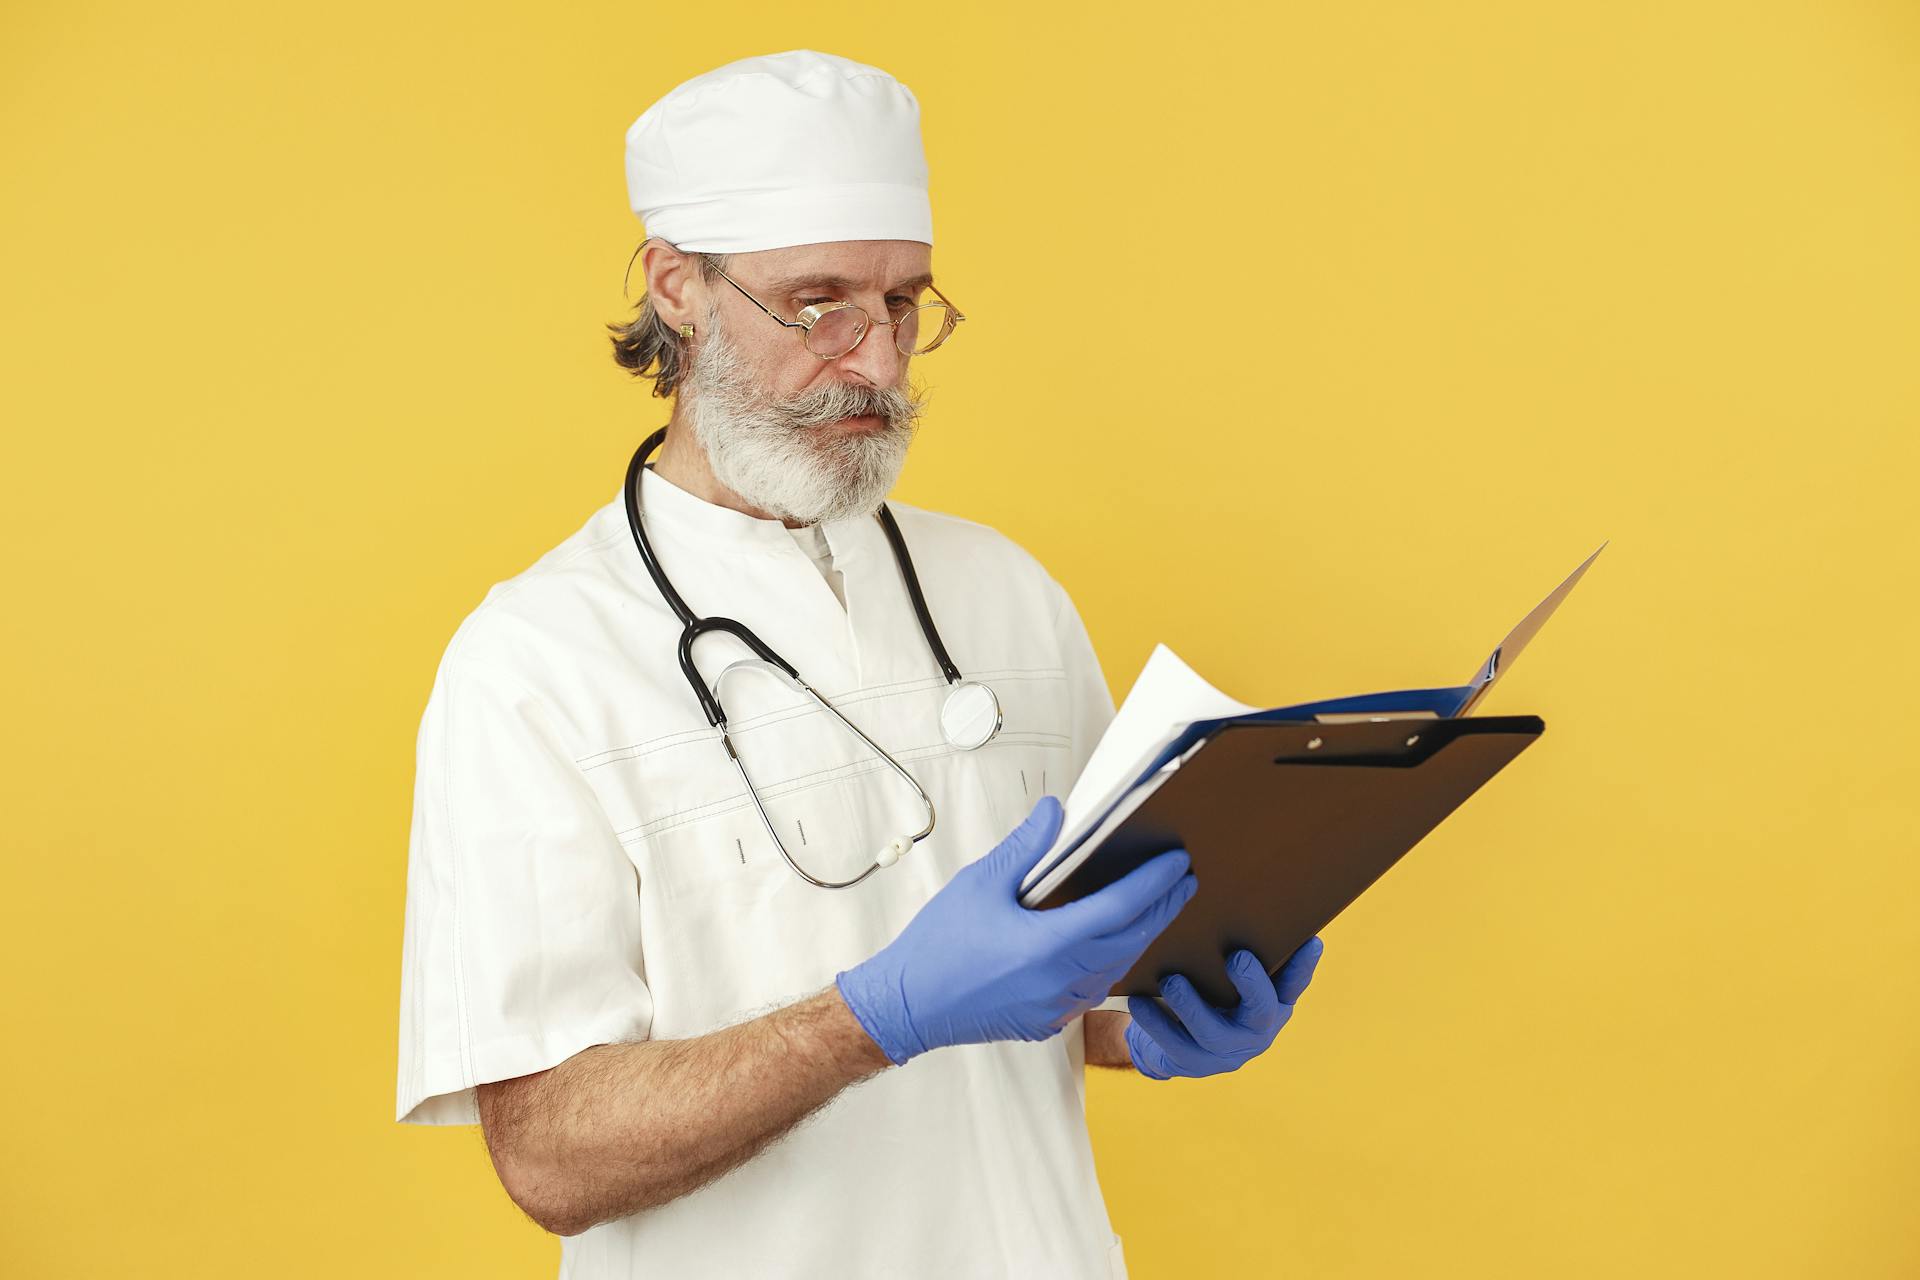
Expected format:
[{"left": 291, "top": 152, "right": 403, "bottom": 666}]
[{"left": 650, "top": 412, "right": 809, "bottom": 529}]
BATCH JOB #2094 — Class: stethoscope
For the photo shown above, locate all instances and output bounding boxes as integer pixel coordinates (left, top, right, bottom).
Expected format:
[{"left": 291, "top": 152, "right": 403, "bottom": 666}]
[{"left": 622, "top": 425, "right": 1003, "bottom": 889}]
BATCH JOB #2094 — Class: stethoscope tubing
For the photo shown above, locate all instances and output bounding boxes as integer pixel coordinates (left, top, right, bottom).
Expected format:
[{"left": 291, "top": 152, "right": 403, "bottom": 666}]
[
  {"left": 623, "top": 424, "right": 961, "bottom": 731},
  {"left": 620, "top": 424, "right": 992, "bottom": 890}
]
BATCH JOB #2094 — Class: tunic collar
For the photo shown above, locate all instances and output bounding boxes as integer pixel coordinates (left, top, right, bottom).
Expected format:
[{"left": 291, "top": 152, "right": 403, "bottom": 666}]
[{"left": 619, "top": 461, "right": 882, "bottom": 569}]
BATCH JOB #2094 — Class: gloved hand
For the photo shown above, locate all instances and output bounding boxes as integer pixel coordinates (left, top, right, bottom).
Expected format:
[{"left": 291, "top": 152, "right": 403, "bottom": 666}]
[
  {"left": 836, "top": 794, "right": 1198, "bottom": 1065},
  {"left": 1124, "top": 937, "right": 1326, "bottom": 1080}
]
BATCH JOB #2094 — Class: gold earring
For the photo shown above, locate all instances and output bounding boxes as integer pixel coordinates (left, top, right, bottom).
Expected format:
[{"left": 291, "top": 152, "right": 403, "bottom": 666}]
[{"left": 679, "top": 323, "right": 694, "bottom": 340}]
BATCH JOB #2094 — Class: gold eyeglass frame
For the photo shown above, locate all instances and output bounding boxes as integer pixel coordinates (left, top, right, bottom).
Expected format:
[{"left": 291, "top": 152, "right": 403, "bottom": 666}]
[{"left": 625, "top": 236, "right": 967, "bottom": 361}]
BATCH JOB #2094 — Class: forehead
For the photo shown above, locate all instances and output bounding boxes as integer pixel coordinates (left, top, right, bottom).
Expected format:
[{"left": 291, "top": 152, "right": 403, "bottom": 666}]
[{"left": 727, "top": 239, "right": 933, "bottom": 292}]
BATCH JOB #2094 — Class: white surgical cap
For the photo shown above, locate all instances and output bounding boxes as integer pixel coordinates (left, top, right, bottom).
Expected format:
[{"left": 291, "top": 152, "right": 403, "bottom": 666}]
[{"left": 624, "top": 49, "right": 933, "bottom": 254}]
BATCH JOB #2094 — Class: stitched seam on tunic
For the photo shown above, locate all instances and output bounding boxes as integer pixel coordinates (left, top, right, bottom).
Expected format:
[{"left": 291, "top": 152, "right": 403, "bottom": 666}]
[
  {"left": 575, "top": 668, "right": 1070, "bottom": 771},
  {"left": 616, "top": 733, "right": 1072, "bottom": 841}
]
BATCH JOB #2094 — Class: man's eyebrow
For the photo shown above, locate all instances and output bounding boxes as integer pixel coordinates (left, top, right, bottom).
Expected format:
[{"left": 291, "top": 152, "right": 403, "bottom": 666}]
[{"left": 762, "top": 272, "right": 935, "bottom": 296}]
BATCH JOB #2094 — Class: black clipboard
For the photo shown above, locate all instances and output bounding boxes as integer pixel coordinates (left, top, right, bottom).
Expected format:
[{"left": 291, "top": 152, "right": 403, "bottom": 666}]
[{"left": 1026, "top": 713, "right": 1545, "bottom": 1007}]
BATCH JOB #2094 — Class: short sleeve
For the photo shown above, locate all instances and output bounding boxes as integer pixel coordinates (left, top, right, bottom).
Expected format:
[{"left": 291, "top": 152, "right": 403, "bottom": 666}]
[
  {"left": 1048, "top": 577, "right": 1117, "bottom": 793},
  {"left": 394, "top": 649, "right": 654, "bottom": 1125}
]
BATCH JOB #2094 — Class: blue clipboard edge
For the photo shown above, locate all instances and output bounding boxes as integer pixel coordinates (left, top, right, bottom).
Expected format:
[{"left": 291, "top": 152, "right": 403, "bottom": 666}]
[{"left": 1048, "top": 713, "right": 1548, "bottom": 1008}]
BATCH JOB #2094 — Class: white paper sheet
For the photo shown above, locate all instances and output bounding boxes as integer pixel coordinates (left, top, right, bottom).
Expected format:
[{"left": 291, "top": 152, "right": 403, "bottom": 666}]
[
  {"left": 1017, "top": 644, "right": 1253, "bottom": 898},
  {"left": 1014, "top": 543, "right": 1607, "bottom": 906}
]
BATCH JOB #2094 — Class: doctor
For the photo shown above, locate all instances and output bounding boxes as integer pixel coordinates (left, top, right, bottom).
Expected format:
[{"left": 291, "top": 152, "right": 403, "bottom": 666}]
[{"left": 395, "top": 49, "right": 1325, "bottom": 1279}]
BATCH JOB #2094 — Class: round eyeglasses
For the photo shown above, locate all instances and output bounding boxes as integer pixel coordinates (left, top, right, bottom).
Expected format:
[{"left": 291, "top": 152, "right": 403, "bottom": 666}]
[
  {"left": 624, "top": 237, "right": 966, "bottom": 361},
  {"left": 711, "top": 262, "right": 965, "bottom": 360}
]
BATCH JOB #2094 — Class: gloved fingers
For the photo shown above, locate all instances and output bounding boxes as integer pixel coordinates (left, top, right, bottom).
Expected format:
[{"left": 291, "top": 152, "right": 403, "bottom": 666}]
[
  {"left": 1072, "top": 928, "right": 1154, "bottom": 978},
  {"left": 1125, "top": 991, "right": 1201, "bottom": 1062},
  {"left": 1123, "top": 1017, "right": 1178, "bottom": 1080},
  {"left": 1065, "top": 977, "right": 1111, "bottom": 1006},
  {"left": 1040, "top": 849, "right": 1193, "bottom": 938},
  {"left": 1047, "top": 1005, "right": 1087, "bottom": 1034},
  {"left": 1090, "top": 871, "right": 1190, "bottom": 951},
  {"left": 1059, "top": 905, "right": 1189, "bottom": 994},
  {"left": 1223, "top": 950, "right": 1285, "bottom": 1033},
  {"left": 1064, "top": 943, "right": 1158, "bottom": 1007},
  {"left": 983, "top": 794, "right": 1066, "bottom": 888},
  {"left": 1273, "top": 936, "right": 1326, "bottom": 1005},
  {"left": 1157, "top": 973, "right": 1244, "bottom": 1054}
]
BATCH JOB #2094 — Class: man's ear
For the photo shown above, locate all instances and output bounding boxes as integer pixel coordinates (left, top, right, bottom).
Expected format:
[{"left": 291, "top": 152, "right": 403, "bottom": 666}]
[{"left": 641, "top": 240, "right": 702, "bottom": 330}]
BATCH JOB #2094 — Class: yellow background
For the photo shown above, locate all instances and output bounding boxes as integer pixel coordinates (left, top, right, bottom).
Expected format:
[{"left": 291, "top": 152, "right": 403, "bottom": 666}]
[{"left": 4, "top": 1, "right": 1915, "bottom": 1274}]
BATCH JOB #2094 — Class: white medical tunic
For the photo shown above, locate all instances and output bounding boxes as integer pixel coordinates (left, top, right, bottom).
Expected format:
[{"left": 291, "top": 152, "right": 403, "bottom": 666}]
[{"left": 395, "top": 463, "right": 1129, "bottom": 1279}]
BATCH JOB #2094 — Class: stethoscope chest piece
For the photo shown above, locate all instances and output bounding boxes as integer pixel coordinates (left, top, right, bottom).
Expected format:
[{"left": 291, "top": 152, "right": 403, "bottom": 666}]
[
  {"left": 940, "top": 680, "right": 1003, "bottom": 751},
  {"left": 623, "top": 426, "right": 1004, "bottom": 888}
]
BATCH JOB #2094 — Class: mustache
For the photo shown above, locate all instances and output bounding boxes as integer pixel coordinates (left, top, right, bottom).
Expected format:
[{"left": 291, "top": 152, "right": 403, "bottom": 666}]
[
  {"left": 686, "top": 313, "right": 927, "bottom": 432},
  {"left": 771, "top": 378, "right": 922, "bottom": 430}
]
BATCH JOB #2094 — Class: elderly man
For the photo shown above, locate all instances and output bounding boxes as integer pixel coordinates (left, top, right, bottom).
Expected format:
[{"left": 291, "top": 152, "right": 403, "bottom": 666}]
[{"left": 395, "top": 49, "right": 1324, "bottom": 1279}]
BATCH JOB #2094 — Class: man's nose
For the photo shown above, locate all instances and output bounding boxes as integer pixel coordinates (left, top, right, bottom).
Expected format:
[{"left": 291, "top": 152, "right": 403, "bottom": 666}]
[{"left": 837, "top": 315, "right": 906, "bottom": 387}]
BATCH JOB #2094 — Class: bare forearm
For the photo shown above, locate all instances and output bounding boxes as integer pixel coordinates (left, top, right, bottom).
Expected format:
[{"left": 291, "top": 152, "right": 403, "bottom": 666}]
[
  {"left": 483, "top": 985, "right": 891, "bottom": 1235},
  {"left": 1084, "top": 1009, "right": 1134, "bottom": 1069}
]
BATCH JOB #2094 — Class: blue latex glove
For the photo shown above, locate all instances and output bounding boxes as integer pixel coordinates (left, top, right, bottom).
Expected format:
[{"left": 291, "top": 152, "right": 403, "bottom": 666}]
[
  {"left": 836, "top": 795, "right": 1199, "bottom": 1065},
  {"left": 1124, "top": 937, "right": 1326, "bottom": 1080}
]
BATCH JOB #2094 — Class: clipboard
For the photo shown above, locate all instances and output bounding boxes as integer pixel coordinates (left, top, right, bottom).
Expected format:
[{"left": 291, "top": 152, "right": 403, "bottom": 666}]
[{"left": 1023, "top": 712, "right": 1545, "bottom": 1008}]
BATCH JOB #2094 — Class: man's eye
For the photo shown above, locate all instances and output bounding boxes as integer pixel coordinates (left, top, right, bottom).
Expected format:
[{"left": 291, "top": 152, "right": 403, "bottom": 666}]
[{"left": 799, "top": 296, "right": 918, "bottom": 309}]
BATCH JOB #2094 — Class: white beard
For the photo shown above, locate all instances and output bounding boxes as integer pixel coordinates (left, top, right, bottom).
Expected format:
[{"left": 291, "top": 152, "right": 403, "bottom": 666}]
[{"left": 682, "top": 305, "right": 928, "bottom": 525}]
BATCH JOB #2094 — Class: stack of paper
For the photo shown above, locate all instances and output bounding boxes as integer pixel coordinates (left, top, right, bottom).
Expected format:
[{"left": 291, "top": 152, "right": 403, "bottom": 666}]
[{"left": 1017, "top": 543, "right": 1605, "bottom": 907}]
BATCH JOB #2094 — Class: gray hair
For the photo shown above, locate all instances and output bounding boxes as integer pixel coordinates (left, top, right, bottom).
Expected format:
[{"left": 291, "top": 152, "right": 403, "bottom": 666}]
[{"left": 605, "top": 245, "right": 734, "bottom": 399}]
